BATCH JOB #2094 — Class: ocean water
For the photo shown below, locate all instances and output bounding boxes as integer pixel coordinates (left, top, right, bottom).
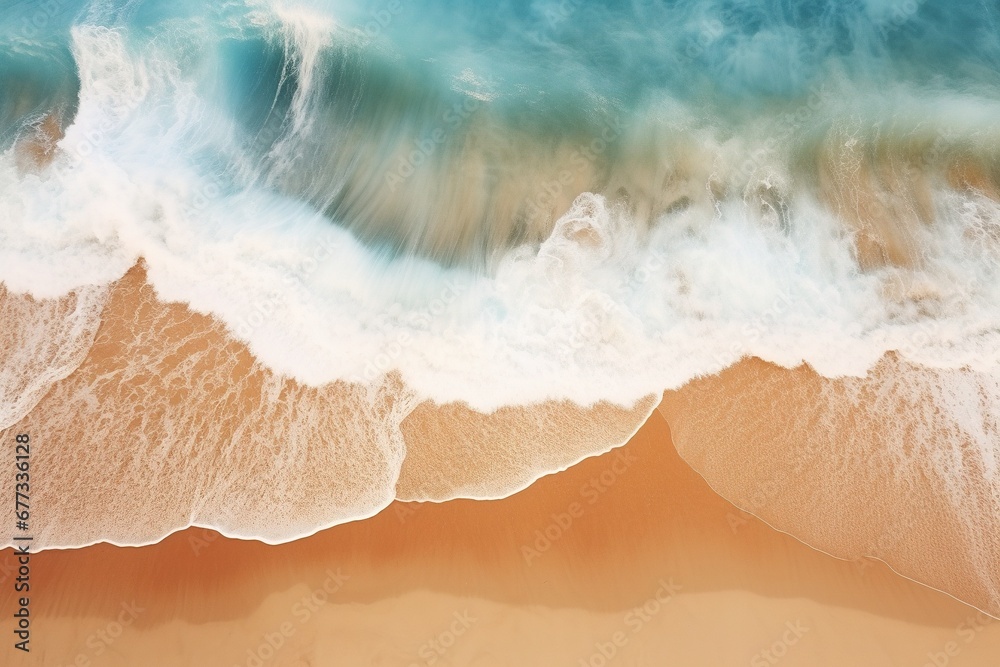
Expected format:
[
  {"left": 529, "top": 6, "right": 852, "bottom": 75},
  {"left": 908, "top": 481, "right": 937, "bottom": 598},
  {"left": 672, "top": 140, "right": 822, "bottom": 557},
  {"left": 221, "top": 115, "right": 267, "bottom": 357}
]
[{"left": 0, "top": 0, "right": 999, "bottom": 583}]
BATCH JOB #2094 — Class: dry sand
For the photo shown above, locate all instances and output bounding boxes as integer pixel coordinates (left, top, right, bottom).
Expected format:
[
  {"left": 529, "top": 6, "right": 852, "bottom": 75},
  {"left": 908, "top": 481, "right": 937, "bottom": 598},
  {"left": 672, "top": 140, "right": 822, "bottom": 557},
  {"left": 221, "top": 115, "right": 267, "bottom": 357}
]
[{"left": 2, "top": 409, "right": 997, "bottom": 666}]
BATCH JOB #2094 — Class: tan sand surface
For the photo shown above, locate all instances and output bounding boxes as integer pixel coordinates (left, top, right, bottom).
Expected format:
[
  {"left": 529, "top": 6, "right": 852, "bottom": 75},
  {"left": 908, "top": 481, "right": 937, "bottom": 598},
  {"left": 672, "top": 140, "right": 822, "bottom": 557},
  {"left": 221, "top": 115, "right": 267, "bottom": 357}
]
[{"left": 2, "top": 410, "right": 997, "bottom": 666}]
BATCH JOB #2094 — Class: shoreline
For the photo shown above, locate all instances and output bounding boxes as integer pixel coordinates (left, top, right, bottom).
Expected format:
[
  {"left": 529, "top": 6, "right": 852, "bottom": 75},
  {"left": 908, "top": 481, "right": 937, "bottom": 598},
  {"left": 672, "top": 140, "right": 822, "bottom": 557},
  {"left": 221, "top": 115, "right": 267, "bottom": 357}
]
[{"left": 3, "top": 410, "right": 998, "bottom": 665}]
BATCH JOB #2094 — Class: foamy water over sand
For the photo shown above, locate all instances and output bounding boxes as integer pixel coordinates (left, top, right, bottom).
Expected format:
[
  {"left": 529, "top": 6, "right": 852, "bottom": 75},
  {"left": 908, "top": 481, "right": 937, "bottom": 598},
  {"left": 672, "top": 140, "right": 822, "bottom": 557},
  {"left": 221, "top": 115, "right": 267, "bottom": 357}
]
[{"left": 1, "top": 0, "right": 999, "bottom": 662}]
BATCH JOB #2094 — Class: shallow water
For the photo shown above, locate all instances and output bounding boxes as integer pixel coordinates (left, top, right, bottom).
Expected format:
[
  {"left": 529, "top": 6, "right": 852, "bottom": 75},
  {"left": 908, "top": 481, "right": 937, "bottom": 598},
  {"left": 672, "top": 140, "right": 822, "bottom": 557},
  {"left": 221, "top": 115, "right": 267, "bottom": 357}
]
[{"left": 0, "top": 0, "right": 998, "bottom": 617}]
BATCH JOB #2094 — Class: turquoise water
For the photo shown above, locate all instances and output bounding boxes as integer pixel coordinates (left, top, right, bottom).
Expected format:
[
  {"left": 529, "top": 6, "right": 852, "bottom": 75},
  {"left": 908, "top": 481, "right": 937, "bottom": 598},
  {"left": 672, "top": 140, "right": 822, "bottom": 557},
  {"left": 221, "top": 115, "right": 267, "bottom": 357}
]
[
  {"left": 4, "top": 1, "right": 1000, "bottom": 259},
  {"left": 0, "top": 0, "right": 999, "bottom": 406}
]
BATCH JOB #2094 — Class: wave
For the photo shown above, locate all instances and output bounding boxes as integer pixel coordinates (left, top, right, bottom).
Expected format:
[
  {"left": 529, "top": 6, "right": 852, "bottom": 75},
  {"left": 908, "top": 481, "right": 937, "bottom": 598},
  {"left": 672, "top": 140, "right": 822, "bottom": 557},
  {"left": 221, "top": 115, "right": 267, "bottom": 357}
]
[{"left": 0, "top": 0, "right": 999, "bottom": 612}]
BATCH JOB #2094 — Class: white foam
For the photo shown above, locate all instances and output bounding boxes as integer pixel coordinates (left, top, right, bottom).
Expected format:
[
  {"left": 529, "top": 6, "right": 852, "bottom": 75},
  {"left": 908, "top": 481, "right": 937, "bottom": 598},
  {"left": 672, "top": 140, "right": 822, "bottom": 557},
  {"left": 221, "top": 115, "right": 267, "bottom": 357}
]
[
  {"left": 0, "top": 286, "right": 109, "bottom": 430},
  {"left": 2, "top": 15, "right": 1000, "bottom": 415}
]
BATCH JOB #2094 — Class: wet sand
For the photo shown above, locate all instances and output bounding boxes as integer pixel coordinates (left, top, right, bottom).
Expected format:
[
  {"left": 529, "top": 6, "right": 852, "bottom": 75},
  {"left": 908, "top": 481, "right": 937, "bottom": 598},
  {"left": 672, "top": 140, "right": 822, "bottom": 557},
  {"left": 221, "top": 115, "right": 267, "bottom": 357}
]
[
  {"left": 660, "top": 355, "right": 1000, "bottom": 617},
  {"left": 0, "top": 265, "right": 657, "bottom": 548},
  {"left": 3, "top": 409, "right": 998, "bottom": 666}
]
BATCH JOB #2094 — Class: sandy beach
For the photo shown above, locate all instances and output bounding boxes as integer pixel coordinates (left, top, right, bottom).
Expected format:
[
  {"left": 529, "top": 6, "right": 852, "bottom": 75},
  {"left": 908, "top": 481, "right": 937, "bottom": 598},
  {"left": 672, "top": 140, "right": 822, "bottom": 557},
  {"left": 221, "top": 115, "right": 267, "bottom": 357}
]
[
  {"left": 3, "top": 406, "right": 997, "bottom": 666},
  {"left": 3, "top": 3, "right": 1000, "bottom": 664}
]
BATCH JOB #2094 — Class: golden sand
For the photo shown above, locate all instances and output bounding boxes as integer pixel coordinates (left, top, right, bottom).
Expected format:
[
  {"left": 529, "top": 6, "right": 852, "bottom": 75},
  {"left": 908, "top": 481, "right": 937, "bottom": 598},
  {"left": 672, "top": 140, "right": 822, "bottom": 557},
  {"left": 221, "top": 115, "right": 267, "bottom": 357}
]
[
  {"left": 660, "top": 355, "right": 1000, "bottom": 617},
  {"left": 0, "top": 266, "right": 655, "bottom": 546},
  {"left": 2, "top": 409, "right": 998, "bottom": 666},
  {"left": 1, "top": 260, "right": 998, "bottom": 665}
]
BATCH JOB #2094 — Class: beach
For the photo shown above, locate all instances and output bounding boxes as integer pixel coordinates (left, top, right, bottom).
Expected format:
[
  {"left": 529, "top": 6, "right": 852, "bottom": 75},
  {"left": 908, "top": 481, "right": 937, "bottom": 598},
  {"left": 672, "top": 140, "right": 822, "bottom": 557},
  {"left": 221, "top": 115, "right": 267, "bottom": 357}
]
[
  {"left": 3, "top": 404, "right": 998, "bottom": 666},
  {"left": 3, "top": 1, "right": 1000, "bottom": 664}
]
